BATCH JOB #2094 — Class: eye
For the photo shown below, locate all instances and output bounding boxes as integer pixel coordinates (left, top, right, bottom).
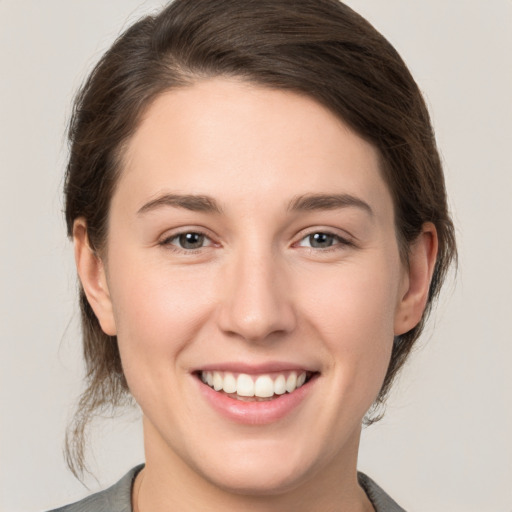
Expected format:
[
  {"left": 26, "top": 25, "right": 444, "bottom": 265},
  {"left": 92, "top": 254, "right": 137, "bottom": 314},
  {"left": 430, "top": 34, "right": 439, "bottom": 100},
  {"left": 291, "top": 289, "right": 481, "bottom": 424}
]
[
  {"left": 162, "top": 231, "right": 213, "bottom": 251},
  {"left": 297, "top": 232, "right": 349, "bottom": 249}
]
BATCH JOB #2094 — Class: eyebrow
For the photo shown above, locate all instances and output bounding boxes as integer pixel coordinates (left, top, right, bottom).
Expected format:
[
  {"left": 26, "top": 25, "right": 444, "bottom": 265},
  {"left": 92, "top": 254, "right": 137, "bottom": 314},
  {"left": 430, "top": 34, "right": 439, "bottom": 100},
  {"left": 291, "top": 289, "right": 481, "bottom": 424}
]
[
  {"left": 137, "top": 194, "right": 223, "bottom": 215},
  {"left": 288, "top": 193, "right": 374, "bottom": 216},
  {"left": 137, "top": 192, "right": 373, "bottom": 217}
]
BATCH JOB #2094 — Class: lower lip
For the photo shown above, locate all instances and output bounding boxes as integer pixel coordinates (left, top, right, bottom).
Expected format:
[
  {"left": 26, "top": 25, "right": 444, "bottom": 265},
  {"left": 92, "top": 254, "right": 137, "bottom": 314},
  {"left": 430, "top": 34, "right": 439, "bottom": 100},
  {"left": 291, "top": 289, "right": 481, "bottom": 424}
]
[{"left": 196, "top": 376, "right": 316, "bottom": 425}]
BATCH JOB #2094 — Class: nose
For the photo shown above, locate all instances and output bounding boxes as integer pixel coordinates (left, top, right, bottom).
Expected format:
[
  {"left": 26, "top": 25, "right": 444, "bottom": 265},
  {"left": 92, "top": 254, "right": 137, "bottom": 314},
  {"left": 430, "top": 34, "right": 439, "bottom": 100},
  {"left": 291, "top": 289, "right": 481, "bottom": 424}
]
[{"left": 216, "top": 246, "right": 297, "bottom": 343}]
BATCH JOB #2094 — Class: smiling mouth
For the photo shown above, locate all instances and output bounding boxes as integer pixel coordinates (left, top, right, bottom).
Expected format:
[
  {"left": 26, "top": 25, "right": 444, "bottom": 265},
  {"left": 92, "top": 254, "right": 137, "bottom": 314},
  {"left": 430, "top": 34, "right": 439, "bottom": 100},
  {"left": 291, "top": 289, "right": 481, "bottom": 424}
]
[{"left": 198, "top": 370, "right": 315, "bottom": 402}]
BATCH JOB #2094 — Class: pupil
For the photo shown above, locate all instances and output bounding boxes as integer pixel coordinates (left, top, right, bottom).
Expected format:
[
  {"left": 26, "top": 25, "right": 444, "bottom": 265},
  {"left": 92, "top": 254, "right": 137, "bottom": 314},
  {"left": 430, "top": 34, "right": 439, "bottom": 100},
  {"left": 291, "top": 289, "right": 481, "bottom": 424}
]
[
  {"left": 179, "top": 233, "right": 204, "bottom": 249},
  {"left": 310, "top": 233, "right": 333, "bottom": 248}
]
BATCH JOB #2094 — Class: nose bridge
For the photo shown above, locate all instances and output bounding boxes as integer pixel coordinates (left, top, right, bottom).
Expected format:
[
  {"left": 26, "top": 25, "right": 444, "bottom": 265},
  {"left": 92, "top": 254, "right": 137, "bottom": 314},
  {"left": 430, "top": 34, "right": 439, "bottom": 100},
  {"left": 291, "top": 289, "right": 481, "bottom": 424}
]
[{"left": 217, "top": 239, "right": 295, "bottom": 342}]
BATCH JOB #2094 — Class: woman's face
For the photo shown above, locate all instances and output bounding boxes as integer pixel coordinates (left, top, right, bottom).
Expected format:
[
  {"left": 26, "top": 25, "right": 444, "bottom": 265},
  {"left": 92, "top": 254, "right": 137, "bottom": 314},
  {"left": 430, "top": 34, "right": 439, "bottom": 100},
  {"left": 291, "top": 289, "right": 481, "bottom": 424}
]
[{"left": 85, "top": 79, "right": 421, "bottom": 494}]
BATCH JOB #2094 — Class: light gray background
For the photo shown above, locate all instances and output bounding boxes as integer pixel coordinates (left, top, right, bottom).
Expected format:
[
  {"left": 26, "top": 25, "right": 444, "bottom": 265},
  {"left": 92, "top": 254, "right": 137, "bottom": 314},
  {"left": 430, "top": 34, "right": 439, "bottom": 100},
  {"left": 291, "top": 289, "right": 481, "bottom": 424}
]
[{"left": 1, "top": 1, "right": 511, "bottom": 511}]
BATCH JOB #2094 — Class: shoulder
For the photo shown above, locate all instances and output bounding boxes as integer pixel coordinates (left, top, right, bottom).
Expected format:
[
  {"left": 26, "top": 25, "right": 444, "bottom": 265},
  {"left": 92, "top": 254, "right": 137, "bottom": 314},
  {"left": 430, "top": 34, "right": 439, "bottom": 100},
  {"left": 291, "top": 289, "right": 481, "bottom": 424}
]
[
  {"left": 358, "top": 472, "right": 407, "bottom": 512},
  {"left": 46, "top": 465, "right": 144, "bottom": 512}
]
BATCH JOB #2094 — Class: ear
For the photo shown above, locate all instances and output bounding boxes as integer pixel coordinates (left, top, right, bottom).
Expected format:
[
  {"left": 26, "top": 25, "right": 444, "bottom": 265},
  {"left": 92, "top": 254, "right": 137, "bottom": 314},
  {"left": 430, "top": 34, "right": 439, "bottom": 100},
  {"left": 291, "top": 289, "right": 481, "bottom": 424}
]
[
  {"left": 73, "top": 218, "right": 117, "bottom": 336},
  {"left": 394, "top": 222, "right": 438, "bottom": 335}
]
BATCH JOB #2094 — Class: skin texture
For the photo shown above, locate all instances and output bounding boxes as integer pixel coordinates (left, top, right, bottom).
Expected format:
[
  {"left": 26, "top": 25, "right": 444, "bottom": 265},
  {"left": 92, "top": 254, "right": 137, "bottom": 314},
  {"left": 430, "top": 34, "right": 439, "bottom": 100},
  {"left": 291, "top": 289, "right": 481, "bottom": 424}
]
[{"left": 74, "top": 79, "right": 437, "bottom": 512}]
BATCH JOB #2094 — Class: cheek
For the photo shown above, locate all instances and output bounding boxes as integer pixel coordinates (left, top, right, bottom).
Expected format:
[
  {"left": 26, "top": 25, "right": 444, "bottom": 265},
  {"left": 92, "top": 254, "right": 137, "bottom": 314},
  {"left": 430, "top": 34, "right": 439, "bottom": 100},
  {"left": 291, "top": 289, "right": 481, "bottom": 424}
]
[
  {"left": 297, "top": 259, "right": 400, "bottom": 386},
  {"left": 106, "top": 254, "right": 216, "bottom": 379}
]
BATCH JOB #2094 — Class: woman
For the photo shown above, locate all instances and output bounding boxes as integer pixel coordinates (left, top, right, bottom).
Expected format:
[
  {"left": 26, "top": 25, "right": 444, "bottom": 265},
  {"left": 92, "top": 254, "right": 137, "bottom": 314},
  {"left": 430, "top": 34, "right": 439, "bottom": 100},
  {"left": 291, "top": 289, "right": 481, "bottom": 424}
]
[{"left": 52, "top": 0, "right": 456, "bottom": 510}]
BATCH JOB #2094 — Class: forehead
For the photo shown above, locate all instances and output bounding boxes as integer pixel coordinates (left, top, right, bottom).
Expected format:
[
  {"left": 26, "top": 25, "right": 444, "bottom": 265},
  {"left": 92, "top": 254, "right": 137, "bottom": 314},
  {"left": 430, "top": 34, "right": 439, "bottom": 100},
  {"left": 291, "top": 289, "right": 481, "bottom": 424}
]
[{"left": 117, "top": 78, "right": 392, "bottom": 219}]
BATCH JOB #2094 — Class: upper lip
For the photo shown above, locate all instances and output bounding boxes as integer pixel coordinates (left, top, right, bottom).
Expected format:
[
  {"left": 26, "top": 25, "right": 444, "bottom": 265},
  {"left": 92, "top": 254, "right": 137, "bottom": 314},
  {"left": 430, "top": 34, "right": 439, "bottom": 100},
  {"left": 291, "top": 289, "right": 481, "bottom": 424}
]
[{"left": 193, "top": 361, "right": 318, "bottom": 374}]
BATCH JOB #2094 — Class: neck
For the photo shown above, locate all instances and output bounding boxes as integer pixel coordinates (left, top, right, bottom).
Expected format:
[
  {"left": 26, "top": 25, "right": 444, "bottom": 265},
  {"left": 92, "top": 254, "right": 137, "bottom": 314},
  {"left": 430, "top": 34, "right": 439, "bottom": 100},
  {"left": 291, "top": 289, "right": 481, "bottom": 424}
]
[{"left": 136, "top": 417, "right": 374, "bottom": 512}]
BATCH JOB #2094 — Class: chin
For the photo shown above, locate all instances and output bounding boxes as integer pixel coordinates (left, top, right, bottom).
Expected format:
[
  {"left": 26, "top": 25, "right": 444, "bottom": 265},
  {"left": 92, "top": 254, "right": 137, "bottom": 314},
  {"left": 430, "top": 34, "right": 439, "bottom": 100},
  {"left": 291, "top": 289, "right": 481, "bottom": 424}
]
[
  {"left": 186, "top": 435, "right": 335, "bottom": 497},
  {"left": 199, "top": 456, "right": 313, "bottom": 496}
]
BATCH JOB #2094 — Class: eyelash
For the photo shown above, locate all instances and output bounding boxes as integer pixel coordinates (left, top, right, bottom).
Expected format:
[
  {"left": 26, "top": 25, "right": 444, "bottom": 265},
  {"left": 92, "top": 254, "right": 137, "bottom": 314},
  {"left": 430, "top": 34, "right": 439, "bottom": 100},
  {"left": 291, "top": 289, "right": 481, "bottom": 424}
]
[{"left": 159, "top": 229, "right": 353, "bottom": 254}]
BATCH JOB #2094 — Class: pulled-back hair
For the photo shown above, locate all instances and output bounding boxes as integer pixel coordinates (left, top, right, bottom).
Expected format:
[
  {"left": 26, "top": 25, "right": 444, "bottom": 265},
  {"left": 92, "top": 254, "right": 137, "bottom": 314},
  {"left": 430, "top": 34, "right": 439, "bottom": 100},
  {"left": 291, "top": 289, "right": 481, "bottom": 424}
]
[{"left": 65, "top": 0, "right": 456, "bottom": 476}]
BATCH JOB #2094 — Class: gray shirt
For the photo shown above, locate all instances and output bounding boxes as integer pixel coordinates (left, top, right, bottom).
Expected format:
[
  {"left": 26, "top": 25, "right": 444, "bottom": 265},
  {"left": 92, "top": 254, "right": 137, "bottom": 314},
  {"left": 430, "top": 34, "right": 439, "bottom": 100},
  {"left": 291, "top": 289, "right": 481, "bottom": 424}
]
[{"left": 48, "top": 465, "right": 406, "bottom": 512}]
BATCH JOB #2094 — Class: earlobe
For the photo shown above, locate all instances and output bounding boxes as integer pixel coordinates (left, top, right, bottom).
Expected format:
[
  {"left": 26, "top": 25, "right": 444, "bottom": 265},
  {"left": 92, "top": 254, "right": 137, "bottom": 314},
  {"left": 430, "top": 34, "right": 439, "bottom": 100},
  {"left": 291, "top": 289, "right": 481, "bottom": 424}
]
[
  {"left": 394, "top": 222, "right": 438, "bottom": 336},
  {"left": 73, "top": 219, "right": 117, "bottom": 336}
]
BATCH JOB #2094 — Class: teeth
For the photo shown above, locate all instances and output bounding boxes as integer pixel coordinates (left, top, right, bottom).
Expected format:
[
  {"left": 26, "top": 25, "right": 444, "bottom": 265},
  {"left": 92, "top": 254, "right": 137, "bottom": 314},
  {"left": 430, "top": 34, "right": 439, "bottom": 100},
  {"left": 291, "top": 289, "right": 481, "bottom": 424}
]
[
  {"left": 254, "top": 375, "right": 274, "bottom": 398},
  {"left": 274, "top": 375, "right": 286, "bottom": 395},
  {"left": 285, "top": 372, "right": 297, "bottom": 393},
  {"left": 237, "top": 374, "right": 255, "bottom": 397},
  {"left": 213, "top": 371, "right": 223, "bottom": 391},
  {"left": 200, "top": 370, "right": 309, "bottom": 398},
  {"left": 222, "top": 372, "right": 237, "bottom": 394}
]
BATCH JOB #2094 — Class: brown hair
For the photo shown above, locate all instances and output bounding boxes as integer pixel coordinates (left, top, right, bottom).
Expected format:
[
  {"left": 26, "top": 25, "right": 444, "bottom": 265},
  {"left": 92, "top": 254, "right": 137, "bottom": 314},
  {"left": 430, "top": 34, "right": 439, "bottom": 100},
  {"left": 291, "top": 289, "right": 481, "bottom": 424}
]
[{"left": 64, "top": 0, "right": 456, "bottom": 476}]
